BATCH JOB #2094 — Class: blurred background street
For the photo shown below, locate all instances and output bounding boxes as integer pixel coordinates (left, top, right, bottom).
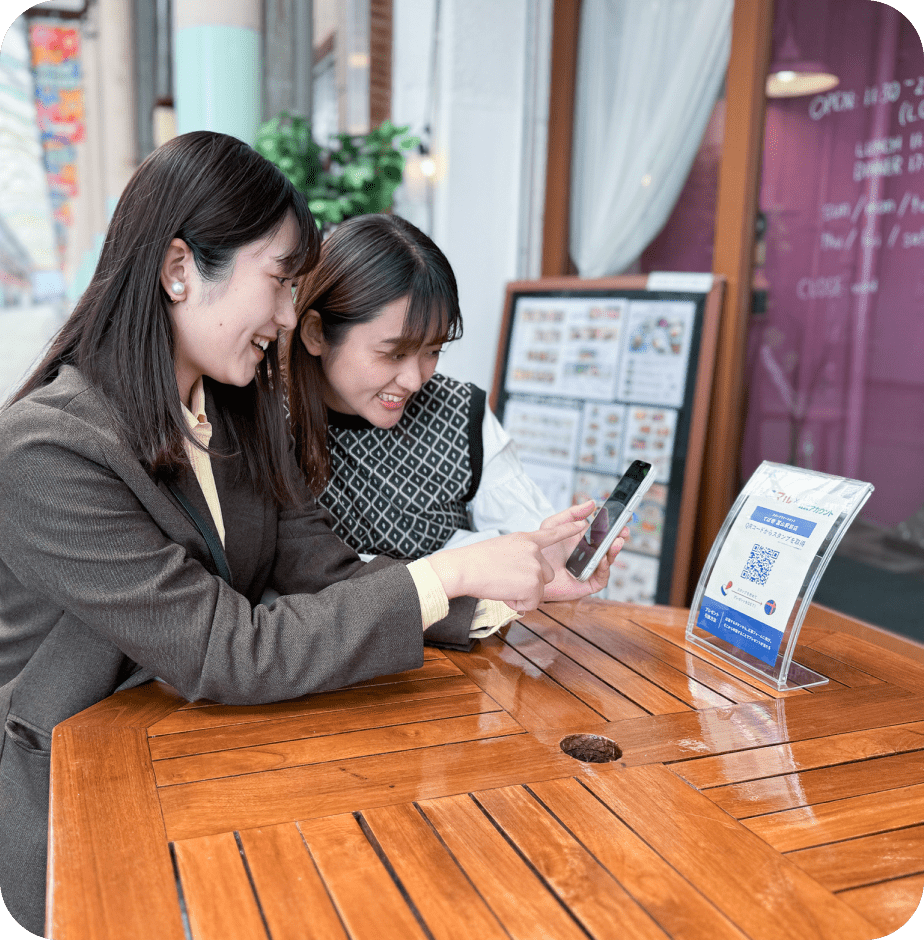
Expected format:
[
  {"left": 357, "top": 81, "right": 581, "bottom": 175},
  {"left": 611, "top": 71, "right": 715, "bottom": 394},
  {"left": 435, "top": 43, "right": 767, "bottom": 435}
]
[{"left": 0, "top": 299, "right": 64, "bottom": 400}]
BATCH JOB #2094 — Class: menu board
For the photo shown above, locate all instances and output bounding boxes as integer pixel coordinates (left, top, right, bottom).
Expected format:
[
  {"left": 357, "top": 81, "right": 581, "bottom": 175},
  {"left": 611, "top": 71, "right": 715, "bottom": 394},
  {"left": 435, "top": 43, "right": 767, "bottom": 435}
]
[{"left": 491, "top": 277, "right": 723, "bottom": 606}]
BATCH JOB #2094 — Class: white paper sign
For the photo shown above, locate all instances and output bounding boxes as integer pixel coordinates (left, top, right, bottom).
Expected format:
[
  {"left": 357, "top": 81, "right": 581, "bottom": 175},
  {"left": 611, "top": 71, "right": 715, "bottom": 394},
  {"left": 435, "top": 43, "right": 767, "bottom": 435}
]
[{"left": 646, "top": 271, "right": 714, "bottom": 293}]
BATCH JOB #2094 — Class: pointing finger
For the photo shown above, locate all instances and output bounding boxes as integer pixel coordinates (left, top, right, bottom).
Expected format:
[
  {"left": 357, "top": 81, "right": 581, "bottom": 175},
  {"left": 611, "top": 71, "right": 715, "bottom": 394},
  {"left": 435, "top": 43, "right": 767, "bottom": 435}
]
[
  {"left": 528, "top": 520, "right": 586, "bottom": 549},
  {"left": 540, "top": 500, "right": 596, "bottom": 528}
]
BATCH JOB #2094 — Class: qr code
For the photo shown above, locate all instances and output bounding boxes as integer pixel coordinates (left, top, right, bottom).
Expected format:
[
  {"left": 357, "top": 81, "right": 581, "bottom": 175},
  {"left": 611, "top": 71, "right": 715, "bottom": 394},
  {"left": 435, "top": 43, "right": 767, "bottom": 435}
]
[{"left": 741, "top": 543, "right": 780, "bottom": 586}]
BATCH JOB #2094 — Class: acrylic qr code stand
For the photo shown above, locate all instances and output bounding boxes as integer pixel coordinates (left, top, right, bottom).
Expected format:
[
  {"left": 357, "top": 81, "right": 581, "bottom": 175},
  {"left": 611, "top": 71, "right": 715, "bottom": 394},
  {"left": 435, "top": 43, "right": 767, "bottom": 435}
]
[{"left": 686, "top": 461, "right": 874, "bottom": 691}]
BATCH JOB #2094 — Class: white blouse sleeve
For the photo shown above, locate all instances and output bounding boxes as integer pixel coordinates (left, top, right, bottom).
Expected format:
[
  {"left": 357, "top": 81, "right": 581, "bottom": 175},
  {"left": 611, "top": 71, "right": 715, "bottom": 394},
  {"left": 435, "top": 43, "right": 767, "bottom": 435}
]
[{"left": 460, "top": 404, "right": 555, "bottom": 538}]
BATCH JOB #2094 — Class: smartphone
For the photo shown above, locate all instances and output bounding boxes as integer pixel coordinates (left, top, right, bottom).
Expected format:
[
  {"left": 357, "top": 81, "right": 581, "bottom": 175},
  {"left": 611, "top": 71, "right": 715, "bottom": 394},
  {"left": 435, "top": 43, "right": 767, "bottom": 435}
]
[{"left": 565, "top": 460, "right": 654, "bottom": 581}]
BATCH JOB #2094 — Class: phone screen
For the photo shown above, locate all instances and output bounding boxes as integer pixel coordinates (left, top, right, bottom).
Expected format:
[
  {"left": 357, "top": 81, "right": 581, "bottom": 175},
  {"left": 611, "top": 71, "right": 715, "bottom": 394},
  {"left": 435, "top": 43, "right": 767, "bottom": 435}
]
[
  {"left": 583, "top": 461, "right": 649, "bottom": 552},
  {"left": 566, "top": 460, "right": 652, "bottom": 578}
]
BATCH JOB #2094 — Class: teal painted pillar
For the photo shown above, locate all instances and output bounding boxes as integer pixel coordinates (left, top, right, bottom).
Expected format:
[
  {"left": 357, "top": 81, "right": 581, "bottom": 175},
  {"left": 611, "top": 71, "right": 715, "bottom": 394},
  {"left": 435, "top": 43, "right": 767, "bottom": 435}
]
[{"left": 174, "top": 0, "right": 262, "bottom": 144}]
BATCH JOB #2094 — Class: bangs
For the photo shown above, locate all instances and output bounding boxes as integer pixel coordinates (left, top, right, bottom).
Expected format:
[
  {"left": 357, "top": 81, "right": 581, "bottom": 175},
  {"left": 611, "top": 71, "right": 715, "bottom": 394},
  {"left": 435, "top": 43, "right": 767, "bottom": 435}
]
[{"left": 390, "top": 289, "right": 463, "bottom": 356}]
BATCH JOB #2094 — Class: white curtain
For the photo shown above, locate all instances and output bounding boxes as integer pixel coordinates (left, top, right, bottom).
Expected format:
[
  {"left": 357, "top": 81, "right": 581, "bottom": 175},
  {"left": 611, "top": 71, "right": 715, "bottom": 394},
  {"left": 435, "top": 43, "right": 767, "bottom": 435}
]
[{"left": 569, "top": 0, "right": 732, "bottom": 276}]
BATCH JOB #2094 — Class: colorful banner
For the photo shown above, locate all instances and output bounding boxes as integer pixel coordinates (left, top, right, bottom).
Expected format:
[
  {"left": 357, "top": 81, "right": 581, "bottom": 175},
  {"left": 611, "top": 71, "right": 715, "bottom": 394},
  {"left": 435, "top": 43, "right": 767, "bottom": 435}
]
[{"left": 29, "top": 23, "right": 83, "bottom": 263}]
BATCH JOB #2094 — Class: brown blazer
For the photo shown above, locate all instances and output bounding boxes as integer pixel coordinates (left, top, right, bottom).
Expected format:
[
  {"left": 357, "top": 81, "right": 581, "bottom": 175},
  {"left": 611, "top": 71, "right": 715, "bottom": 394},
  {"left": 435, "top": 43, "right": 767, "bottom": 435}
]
[{"left": 0, "top": 365, "right": 475, "bottom": 934}]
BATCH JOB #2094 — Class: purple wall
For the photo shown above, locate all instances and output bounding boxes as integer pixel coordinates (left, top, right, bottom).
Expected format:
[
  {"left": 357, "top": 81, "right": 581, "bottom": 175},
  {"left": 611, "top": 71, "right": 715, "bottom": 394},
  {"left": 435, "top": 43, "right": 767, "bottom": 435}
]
[{"left": 644, "top": 0, "right": 924, "bottom": 526}]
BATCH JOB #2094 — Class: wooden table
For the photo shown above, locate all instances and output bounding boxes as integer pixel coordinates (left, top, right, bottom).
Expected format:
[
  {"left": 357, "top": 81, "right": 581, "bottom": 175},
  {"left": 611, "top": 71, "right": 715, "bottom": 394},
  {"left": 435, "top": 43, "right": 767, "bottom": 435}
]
[{"left": 48, "top": 601, "right": 924, "bottom": 939}]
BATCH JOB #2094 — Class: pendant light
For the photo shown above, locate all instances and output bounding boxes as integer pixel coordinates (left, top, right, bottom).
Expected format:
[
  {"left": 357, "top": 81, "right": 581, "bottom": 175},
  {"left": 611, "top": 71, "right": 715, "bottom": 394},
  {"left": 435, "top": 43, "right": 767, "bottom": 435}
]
[{"left": 766, "top": 5, "right": 839, "bottom": 98}]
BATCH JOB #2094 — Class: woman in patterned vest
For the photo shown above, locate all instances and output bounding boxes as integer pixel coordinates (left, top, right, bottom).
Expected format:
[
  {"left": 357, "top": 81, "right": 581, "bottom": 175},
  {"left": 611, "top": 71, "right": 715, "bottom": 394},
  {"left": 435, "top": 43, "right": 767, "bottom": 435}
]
[{"left": 285, "top": 214, "right": 629, "bottom": 591}]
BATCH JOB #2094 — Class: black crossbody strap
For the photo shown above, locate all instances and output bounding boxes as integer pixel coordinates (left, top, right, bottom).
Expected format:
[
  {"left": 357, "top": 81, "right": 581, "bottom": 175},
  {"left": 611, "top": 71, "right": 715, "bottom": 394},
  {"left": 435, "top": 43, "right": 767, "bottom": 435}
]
[{"left": 167, "top": 482, "right": 233, "bottom": 586}]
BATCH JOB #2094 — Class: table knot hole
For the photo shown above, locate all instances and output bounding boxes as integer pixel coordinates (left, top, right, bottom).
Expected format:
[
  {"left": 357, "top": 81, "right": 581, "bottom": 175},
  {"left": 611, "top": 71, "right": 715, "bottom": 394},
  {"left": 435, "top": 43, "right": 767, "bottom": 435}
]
[{"left": 559, "top": 733, "right": 622, "bottom": 763}]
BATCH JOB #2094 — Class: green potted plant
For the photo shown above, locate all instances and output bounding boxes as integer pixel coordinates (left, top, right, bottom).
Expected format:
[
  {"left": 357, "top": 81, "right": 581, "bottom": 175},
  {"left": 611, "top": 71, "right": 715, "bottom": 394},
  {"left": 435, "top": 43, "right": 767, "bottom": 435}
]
[{"left": 255, "top": 112, "right": 419, "bottom": 231}]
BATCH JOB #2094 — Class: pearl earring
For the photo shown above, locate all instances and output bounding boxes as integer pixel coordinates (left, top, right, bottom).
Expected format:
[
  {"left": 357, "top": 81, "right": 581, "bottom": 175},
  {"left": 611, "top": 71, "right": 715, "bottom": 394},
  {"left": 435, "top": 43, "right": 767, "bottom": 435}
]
[{"left": 171, "top": 281, "right": 184, "bottom": 295}]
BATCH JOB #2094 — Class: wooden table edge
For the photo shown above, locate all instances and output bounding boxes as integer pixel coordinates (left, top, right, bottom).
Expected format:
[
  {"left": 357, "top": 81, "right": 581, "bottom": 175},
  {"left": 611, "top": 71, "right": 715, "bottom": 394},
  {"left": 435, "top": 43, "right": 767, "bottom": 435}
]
[{"left": 46, "top": 681, "right": 188, "bottom": 938}]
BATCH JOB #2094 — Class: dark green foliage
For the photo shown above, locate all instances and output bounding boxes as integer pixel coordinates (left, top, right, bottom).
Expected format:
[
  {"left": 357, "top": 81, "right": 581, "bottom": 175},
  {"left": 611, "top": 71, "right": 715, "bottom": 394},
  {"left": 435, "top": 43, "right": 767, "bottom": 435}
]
[{"left": 255, "top": 112, "right": 419, "bottom": 231}]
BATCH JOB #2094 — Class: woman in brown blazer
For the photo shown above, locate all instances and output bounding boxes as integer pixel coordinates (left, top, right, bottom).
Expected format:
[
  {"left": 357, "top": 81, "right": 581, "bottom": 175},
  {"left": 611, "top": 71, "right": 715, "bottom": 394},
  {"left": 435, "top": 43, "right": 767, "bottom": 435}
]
[{"left": 0, "top": 132, "right": 611, "bottom": 935}]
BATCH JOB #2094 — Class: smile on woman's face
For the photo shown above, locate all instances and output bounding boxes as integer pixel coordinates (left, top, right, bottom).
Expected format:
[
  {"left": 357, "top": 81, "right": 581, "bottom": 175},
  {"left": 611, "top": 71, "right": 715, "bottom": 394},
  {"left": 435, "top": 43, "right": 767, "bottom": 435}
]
[
  {"left": 169, "top": 213, "right": 300, "bottom": 408},
  {"left": 314, "top": 296, "right": 443, "bottom": 428}
]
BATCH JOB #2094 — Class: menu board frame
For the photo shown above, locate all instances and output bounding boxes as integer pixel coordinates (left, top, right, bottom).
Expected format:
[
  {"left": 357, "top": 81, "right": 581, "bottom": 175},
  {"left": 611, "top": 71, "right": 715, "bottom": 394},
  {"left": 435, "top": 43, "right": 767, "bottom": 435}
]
[{"left": 490, "top": 276, "right": 725, "bottom": 606}]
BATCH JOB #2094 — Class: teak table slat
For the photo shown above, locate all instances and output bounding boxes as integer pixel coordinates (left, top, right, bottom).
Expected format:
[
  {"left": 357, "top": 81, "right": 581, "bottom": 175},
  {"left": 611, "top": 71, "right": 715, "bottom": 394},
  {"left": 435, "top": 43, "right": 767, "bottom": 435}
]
[
  {"left": 47, "top": 601, "right": 924, "bottom": 939},
  {"left": 787, "top": 826, "right": 924, "bottom": 891},
  {"left": 705, "top": 749, "right": 924, "bottom": 818}
]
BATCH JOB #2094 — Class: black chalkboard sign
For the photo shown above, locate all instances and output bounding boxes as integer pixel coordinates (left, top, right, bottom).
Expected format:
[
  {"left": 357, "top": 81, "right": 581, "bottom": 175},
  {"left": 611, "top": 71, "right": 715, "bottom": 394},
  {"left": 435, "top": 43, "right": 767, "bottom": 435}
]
[{"left": 491, "top": 275, "right": 724, "bottom": 606}]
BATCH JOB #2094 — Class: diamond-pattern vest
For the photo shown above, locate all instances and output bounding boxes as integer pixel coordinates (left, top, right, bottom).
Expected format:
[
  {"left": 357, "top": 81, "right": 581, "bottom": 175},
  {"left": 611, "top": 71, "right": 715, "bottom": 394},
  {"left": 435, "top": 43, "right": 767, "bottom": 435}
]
[{"left": 319, "top": 374, "right": 486, "bottom": 558}]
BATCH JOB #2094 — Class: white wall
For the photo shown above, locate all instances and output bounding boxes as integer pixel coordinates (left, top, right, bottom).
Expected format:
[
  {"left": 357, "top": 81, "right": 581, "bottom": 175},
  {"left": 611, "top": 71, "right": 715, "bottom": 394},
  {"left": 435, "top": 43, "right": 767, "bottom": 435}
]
[{"left": 392, "top": 0, "right": 551, "bottom": 393}]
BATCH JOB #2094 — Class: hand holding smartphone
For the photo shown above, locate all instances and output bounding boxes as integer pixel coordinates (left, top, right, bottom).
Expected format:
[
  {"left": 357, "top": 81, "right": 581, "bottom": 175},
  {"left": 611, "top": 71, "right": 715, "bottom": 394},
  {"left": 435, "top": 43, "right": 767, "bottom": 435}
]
[{"left": 565, "top": 460, "right": 654, "bottom": 582}]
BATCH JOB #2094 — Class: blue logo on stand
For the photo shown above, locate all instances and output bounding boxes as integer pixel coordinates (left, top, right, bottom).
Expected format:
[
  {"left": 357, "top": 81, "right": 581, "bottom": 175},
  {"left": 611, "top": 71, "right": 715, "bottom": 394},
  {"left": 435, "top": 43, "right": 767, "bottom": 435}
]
[{"left": 764, "top": 599, "right": 776, "bottom": 615}]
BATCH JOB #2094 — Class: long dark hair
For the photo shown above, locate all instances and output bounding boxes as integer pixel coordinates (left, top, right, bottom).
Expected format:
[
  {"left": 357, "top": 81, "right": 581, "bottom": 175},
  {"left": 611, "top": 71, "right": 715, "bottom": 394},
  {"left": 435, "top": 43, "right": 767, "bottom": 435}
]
[
  {"left": 287, "top": 214, "right": 462, "bottom": 493},
  {"left": 12, "top": 131, "right": 320, "bottom": 506}
]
